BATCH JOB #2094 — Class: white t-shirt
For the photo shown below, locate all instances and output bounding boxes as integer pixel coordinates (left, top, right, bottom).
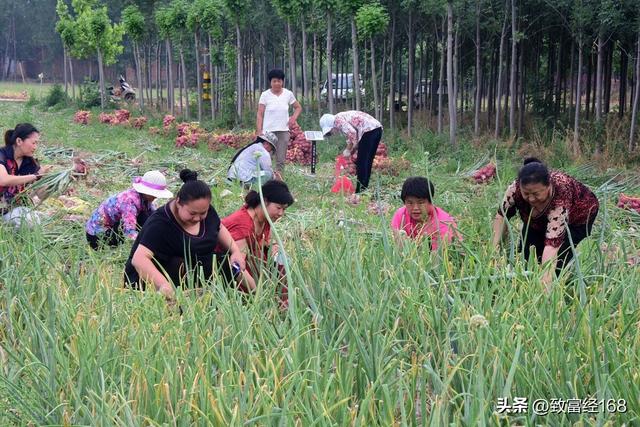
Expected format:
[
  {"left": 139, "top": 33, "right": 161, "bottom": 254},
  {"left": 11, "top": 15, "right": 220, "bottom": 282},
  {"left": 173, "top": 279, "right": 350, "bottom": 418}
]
[
  {"left": 227, "top": 143, "right": 273, "bottom": 183},
  {"left": 259, "top": 88, "right": 296, "bottom": 132}
]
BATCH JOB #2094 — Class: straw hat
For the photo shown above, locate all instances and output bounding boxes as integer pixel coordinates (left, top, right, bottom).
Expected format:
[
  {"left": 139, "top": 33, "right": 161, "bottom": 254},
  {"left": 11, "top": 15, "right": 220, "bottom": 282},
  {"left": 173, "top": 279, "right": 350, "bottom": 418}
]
[{"left": 132, "top": 170, "right": 173, "bottom": 198}]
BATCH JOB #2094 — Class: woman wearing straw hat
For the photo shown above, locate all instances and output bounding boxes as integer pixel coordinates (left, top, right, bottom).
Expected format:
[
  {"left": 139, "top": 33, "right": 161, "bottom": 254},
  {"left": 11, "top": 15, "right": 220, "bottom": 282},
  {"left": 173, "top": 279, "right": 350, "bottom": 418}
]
[
  {"left": 85, "top": 170, "right": 173, "bottom": 250},
  {"left": 320, "top": 111, "right": 383, "bottom": 195},
  {"left": 227, "top": 132, "right": 279, "bottom": 187}
]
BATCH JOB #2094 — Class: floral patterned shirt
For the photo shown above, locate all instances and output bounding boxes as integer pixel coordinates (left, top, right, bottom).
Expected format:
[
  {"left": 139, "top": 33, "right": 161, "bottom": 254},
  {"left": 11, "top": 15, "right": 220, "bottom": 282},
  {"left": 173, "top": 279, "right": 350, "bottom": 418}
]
[
  {"left": 498, "top": 171, "right": 599, "bottom": 248},
  {"left": 85, "top": 188, "right": 153, "bottom": 239},
  {"left": 0, "top": 145, "right": 40, "bottom": 210},
  {"left": 332, "top": 111, "right": 382, "bottom": 151}
]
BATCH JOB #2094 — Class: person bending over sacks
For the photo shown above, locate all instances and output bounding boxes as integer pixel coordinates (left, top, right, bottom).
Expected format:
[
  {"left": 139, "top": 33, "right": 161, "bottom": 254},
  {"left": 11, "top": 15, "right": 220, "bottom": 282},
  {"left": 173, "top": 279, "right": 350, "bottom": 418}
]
[
  {"left": 124, "top": 169, "right": 245, "bottom": 303},
  {"left": 492, "top": 157, "right": 599, "bottom": 290},
  {"left": 391, "top": 176, "right": 460, "bottom": 250},
  {"left": 85, "top": 170, "right": 173, "bottom": 250}
]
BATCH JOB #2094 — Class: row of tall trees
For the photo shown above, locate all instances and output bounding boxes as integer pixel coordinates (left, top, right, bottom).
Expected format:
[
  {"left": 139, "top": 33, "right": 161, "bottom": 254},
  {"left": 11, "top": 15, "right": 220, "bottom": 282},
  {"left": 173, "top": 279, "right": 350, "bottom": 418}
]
[{"left": 5, "top": 0, "right": 640, "bottom": 150}]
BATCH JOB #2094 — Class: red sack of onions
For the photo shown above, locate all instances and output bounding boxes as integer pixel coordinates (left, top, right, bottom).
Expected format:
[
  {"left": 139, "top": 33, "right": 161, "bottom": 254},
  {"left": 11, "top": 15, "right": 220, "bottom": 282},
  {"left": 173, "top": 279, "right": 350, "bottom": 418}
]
[
  {"left": 99, "top": 113, "right": 114, "bottom": 124},
  {"left": 132, "top": 117, "right": 147, "bottom": 129},
  {"left": 472, "top": 163, "right": 497, "bottom": 184},
  {"left": 163, "top": 115, "right": 176, "bottom": 131},
  {"left": 114, "top": 109, "right": 130, "bottom": 124},
  {"left": 617, "top": 193, "right": 640, "bottom": 213},
  {"left": 73, "top": 110, "right": 90, "bottom": 125}
]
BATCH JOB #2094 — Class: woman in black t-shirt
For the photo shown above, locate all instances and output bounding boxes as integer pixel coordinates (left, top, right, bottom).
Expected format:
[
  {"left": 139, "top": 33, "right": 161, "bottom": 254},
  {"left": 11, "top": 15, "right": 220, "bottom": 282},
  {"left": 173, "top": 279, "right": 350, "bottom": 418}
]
[{"left": 124, "top": 169, "right": 245, "bottom": 301}]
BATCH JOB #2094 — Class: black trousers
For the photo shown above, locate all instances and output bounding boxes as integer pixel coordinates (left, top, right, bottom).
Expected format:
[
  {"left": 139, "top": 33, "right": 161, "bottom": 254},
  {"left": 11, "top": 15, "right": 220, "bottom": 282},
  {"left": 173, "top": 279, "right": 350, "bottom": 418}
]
[
  {"left": 355, "top": 127, "right": 383, "bottom": 193},
  {"left": 87, "top": 210, "right": 151, "bottom": 250},
  {"left": 521, "top": 214, "right": 597, "bottom": 275}
]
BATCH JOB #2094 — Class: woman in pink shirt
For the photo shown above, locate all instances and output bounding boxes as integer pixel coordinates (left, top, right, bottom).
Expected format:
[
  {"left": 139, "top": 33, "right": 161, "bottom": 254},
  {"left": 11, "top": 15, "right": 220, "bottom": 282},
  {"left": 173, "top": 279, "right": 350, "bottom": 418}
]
[{"left": 391, "top": 177, "right": 459, "bottom": 250}]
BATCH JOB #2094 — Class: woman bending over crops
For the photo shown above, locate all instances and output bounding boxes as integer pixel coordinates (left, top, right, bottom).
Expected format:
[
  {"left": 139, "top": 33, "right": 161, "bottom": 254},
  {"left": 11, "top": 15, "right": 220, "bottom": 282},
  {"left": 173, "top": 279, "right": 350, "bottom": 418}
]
[
  {"left": 256, "top": 69, "right": 302, "bottom": 174},
  {"left": 218, "top": 180, "right": 294, "bottom": 303},
  {"left": 85, "top": 170, "right": 173, "bottom": 250},
  {"left": 227, "top": 132, "right": 279, "bottom": 187},
  {"left": 0, "top": 123, "right": 52, "bottom": 227},
  {"left": 124, "top": 169, "right": 245, "bottom": 302},
  {"left": 320, "top": 110, "right": 383, "bottom": 195},
  {"left": 391, "top": 177, "right": 459, "bottom": 250},
  {"left": 492, "top": 158, "right": 599, "bottom": 290}
]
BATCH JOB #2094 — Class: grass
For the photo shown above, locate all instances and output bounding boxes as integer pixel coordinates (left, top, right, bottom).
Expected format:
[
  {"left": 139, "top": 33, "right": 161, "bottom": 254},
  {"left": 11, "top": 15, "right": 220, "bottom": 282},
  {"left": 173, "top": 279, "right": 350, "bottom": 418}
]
[{"left": 0, "top": 100, "right": 639, "bottom": 425}]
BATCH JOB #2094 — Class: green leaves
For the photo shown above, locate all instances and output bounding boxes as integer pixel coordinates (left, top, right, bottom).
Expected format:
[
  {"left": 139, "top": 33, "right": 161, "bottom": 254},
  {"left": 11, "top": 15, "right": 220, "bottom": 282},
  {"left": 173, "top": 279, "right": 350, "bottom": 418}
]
[
  {"left": 55, "top": 0, "right": 124, "bottom": 64},
  {"left": 122, "top": 5, "right": 145, "bottom": 43},
  {"left": 355, "top": 3, "right": 390, "bottom": 40}
]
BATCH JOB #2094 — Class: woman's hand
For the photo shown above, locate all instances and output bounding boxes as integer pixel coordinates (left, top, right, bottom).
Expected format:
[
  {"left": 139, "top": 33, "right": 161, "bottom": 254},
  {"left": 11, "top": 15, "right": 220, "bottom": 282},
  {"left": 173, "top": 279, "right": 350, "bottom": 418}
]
[
  {"left": 287, "top": 116, "right": 298, "bottom": 128},
  {"left": 229, "top": 248, "right": 246, "bottom": 272},
  {"left": 37, "top": 165, "right": 53, "bottom": 175}
]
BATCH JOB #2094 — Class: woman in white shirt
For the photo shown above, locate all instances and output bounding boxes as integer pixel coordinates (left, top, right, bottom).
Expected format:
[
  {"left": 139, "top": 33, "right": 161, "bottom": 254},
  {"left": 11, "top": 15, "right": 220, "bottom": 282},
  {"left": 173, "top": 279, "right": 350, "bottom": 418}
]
[
  {"left": 227, "top": 132, "right": 278, "bottom": 187},
  {"left": 256, "top": 69, "right": 302, "bottom": 174}
]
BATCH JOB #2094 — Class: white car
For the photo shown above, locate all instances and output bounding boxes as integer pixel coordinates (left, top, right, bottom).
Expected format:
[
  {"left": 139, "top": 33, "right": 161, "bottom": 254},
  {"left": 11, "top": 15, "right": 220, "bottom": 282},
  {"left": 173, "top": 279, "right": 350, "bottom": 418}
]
[{"left": 321, "top": 73, "right": 365, "bottom": 101}]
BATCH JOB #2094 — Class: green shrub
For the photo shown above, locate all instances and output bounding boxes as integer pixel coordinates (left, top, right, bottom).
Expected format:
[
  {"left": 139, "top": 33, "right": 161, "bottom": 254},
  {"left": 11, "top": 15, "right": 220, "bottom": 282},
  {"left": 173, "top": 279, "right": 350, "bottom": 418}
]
[
  {"left": 43, "top": 84, "right": 68, "bottom": 108},
  {"left": 78, "top": 78, "right": 101, "bottom": 109}
]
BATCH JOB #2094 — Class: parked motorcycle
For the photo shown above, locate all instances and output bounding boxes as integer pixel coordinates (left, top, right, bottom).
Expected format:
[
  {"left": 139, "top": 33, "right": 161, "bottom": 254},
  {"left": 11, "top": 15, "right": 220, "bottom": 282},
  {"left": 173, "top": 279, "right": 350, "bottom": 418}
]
[{"left": 106, "top": 75, "right": 136, "bottom": 102}]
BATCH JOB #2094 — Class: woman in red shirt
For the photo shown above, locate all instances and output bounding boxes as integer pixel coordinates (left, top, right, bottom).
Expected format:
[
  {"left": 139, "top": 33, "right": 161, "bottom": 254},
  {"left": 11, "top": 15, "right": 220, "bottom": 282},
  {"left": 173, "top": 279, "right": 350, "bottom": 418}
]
[{"left": 220, "top": 180, "right": 294, "bottom": 296}]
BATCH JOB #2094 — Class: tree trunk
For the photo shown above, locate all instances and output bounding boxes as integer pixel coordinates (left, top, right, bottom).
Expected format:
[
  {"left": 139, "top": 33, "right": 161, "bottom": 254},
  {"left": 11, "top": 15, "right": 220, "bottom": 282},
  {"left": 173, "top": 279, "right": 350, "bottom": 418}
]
[
  {"left": 326, "top": 13, "right": 334, "bottom": 114},
  {"left": 509, "top": 0, "right": 517, "bottom": 137},
  {"left": 438, "top": 17, "right": 445, "bottom": 134},
  {"left": 156, "top": 43, "right": 162, "bottom": 108},
  {"left": 313, "top": 32, "right": 320, "bottom": 114},
  {"left": 302, "top": 25, "right": 309, "bottom": 106},
  {"left": 619, "top": 42, "right": 628, "bottom": 118},
  {"left": 235, "top": 23, "right": 243, "bottom": 121},
  {"left": 371, "top": 37, "right": 380, "bottom": 121},
  {"left": 179, "top": 47, "right": 189, "bottom": 120},
  {"left": 69, "top": 55, "right": 75, "bottom": 100},
  {"left": 568, "top": 40, "right": 575, "bottom": 119},
  {"left": 474, "top": 0, "right": 482, "bottom": 136},
  {"left": 604, "top": 41, "right": 613, "bottom": 115},
  {"left": 134, "top": 42, "right": 144, "bottom": 110},
  {"left": 407, "top": 13, "right": 415, "bottom": 136},
  {"left": 63, "top": 48, "right": 68, "bottom": 95},
  {"left": 351, "top": 17, "right": 361, "bottom": 110},
  {"left": 495, "top": 0, "right": 507, "bottom": 139},
  {"left": 518, "top": 44, "right": 525, "bottom": 136},
  {"left": 287, "top": 21, "right": 297, "bottom": 97},
  {"left": 630, "top": 30, "right": 640, "bottom": 151},
  {"left": 389, "top": 12, "right": 396, "bottom": 129},
  {"left": 195, "top": 31, "right": 202, "bottom": 121},
  {"left": 97, "top": 48, "right": 106, "bottom": 110},
  {"left": 574, "top": 37, "right": 583, "bottom": 155},
  {"left": 447, "top": 1, "right": 457, "bottom": 147},
  {"left": 585, "top": 51, "right": 592, "bottom": 119},
  {"left": 380, "top": 38, "right": 387, "bottom": 117},
  {"left": 166, "top": 39, "right": 175, "bottom": 115},
  {"left": 208, "top": 35, "right": 215, "bottom": 121},
  {"left": 595, "top": 33, "right": 604, "bottom": 122},
  {"left": 554, "top": 34, "right": 563, "bottom": 117}
]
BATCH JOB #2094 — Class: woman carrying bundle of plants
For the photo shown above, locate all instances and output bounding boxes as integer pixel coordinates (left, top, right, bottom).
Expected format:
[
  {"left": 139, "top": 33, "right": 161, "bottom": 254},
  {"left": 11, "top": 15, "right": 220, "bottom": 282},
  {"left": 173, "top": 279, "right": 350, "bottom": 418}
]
[
  {"left": 227, "top": 132, "right": 280, "bottom": 187},
  {"left": 391, "top": 176, "right": 460, "bottom": 250},
  {"left": 320, "top": 110, "right": 383, "bottom": 197},
  {"left": 124, "top": 169, "right": 245, "bottom": 303},
  {"left": 85, "top": 170, "right": 173, "bottom": 250},
  {"left": 492, "top": 157, "right": 599, "bottom": 290},
  {"left": 217, "top": 180, "right": 294, "bottom": 305},
  {"left": 0, "top": 123, "right": 52, "bottom": 227}
]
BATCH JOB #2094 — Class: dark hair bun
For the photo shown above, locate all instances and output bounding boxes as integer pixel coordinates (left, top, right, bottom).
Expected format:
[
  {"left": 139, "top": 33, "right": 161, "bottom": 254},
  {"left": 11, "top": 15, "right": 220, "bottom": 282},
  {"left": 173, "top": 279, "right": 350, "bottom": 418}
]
[
  {"left": 523, "top": 157, "right": 543, "bottom": 165},
  {"left": 179, "top": 169, "right": 198, "bottom": 183}
]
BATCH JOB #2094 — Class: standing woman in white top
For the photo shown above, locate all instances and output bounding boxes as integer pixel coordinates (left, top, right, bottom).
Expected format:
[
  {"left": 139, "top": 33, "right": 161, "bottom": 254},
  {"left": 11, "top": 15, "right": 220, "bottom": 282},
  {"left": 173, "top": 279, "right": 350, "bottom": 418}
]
[{"left": 256, "top": 69, "right": 302, "bottom": 174}]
